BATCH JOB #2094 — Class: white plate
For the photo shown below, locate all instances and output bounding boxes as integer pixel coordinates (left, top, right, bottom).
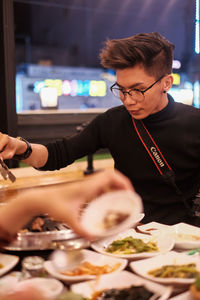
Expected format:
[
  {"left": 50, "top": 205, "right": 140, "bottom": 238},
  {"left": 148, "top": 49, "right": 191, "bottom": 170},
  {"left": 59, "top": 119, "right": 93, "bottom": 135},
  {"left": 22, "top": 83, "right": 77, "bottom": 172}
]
[
  {"left": 137, "top": 222, "right": 170, "bottom": 234},
  {"left": 166, "top": 223, "right": 200, "bottom": 250},
  {"left": 0, "top": 253, "right": 19, "bottom": 277},
  {"left": 44, "top": 249, "right": 127, "bottom": 283},
  {"left": 71, "top": 270, "right": 172, "bottom": 300},
  {"left": 91, "top": 228, "right": 175, "bottom": 260},
  {"left": 138, "top": 222, "right": 200, "bottom": 250},
  {"left": 14, "top": 278, "right": 63, "bottom": 299},
  {"left": 169, "top": 291, "right": 192, "bottom": 299},
  {"left": 80, "top": 190, "right": 144, "bottom": 237},
  {"left": 130, "top": 251, "right": 200, "bottom": 285},
  {"left": 0, "top": 272, "right": 22, "bottom": 296}
]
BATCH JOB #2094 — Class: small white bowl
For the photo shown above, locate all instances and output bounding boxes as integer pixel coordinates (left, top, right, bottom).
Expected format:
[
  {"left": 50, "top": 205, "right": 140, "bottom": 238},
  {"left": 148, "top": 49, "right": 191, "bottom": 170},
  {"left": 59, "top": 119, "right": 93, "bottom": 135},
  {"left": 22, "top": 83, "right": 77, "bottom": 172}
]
[
  {"left": 14, "top": 278, "right": 64, "bottom": 299},
  {"left": 80, "top": 190, "right": 144, "bottom": 237}
]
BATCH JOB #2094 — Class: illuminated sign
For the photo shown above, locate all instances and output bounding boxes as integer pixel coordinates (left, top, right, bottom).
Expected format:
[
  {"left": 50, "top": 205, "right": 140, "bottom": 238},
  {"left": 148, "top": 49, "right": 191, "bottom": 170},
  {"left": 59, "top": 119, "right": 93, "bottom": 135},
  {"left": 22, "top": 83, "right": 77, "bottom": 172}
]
[
  {"left": 172, "top": 73, "right": 180, "bottom": 85},
  {"left": 172, "top": 60, "right": 181, "bottom": 69},
  {"left": 40, "top": 87, "right": 58, "bottom": 108},
  {"left": 33, "top": 79, "right": 106, "bottom": 97}
]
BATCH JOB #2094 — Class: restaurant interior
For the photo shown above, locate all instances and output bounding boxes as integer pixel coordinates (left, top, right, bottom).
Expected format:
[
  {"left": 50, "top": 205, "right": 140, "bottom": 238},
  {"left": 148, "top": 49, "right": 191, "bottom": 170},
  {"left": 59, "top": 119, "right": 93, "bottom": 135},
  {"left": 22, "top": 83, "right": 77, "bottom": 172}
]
[{"left": 1, "top": 0, "right": 200, "bottom": 299}]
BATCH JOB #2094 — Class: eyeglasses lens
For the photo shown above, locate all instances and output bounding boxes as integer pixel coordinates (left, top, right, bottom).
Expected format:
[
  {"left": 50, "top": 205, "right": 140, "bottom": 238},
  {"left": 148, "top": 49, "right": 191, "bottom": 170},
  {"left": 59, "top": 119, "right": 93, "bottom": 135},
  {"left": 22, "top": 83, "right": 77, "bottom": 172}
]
[{"left": 112, "top": 88, "right": 144, "bottom": 102}]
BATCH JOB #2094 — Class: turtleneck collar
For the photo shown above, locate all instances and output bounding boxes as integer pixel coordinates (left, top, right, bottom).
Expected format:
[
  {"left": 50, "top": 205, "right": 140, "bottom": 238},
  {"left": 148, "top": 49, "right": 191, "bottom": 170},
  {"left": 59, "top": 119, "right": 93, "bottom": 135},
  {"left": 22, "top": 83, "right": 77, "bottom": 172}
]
[{"left": 143, "top": 94, "right": 176, "bottom": 124}]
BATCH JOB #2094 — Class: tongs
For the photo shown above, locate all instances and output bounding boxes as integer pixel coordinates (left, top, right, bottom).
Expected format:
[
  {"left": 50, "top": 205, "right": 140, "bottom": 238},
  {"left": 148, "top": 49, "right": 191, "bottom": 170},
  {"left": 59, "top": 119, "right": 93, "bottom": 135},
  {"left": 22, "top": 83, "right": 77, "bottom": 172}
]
[{"left": 0, "top": 159, "right": 16, "bottom": 183}]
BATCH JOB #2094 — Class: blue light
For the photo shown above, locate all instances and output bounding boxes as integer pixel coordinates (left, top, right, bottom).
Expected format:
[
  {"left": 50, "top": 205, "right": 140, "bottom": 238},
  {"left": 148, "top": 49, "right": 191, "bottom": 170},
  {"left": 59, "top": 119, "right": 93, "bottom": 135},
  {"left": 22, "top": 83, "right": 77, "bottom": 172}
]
[
  {"left": 16, "top": 74, "right": 23, "bottom": 112},
  {"left": 195, "top": 0, "right": 200, "bottom": 54},
  {"left": 193, "top": 81, "right": 200, "bottom": 107},
  {"left": 33, "top": 81, "right": 45, "bottom": 93}
]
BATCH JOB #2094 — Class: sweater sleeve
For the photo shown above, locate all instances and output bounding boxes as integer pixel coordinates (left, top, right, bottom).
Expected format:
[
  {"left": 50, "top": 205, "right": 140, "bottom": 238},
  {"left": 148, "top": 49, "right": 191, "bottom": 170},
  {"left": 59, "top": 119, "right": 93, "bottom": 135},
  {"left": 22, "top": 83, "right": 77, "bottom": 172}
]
[{"left": 38, "top": 113, "right": 108, "bottom": 171}]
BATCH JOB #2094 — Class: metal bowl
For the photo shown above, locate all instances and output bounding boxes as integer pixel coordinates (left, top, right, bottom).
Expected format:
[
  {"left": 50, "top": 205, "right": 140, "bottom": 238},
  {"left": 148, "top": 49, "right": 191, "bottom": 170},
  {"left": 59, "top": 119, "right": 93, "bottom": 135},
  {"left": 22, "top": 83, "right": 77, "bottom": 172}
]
[{"left": 4, "top": 216, "right": 90, "bottom": 251}]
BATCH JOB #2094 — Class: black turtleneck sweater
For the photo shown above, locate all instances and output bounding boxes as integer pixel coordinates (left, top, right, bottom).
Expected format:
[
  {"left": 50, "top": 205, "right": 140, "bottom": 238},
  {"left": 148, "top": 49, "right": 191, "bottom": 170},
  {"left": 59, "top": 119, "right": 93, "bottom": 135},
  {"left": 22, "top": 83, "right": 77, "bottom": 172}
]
[{"left": 41, "top": 95, "right": 200, "bottom": 225}]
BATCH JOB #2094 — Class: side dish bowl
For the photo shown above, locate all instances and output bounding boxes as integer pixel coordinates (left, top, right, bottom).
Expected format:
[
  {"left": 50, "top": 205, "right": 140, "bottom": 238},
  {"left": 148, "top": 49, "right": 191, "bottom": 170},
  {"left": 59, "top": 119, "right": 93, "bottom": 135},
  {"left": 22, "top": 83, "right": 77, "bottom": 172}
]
[{"left": 80, "top": 190, "right": 144, "bottom": 238}]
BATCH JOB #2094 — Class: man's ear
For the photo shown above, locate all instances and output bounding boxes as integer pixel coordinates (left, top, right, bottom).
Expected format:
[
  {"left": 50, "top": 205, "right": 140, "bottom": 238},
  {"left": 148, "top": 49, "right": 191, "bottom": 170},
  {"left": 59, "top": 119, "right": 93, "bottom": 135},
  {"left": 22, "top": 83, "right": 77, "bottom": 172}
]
[{"left": 163, "top": 74, "right": 173, "bottom": 92}]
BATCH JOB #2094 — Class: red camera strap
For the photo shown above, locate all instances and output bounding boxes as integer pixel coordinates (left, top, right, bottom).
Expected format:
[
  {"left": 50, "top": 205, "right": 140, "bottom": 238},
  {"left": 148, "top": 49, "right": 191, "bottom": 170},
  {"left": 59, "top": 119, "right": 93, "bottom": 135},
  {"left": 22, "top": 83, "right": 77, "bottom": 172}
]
[
  {"left": 132, "top": 118, "right": 192, "bottom": 213},
  {"left": 132, "top": 118, "right": 172, "bottom": 175}
]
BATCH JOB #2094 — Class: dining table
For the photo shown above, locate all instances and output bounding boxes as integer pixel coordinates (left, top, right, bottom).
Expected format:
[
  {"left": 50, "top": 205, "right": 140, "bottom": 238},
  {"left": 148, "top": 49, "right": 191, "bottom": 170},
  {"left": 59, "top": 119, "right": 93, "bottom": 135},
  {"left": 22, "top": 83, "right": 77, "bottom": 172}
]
[{"left": 0, "top": 158, "right": 200, "bottom": 300}]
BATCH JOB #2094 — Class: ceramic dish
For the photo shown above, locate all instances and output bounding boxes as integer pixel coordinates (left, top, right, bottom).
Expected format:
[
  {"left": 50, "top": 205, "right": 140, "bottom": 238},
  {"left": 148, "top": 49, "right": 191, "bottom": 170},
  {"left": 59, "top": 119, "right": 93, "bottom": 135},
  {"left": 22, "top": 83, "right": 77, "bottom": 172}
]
[
  {"left": 71, "top": 270, "right": 172, "bottom": 300},
  {"left": 14, "top": 278, "right": 64, "bottom": 299},
  {"left": 91, "top": 228, "right": 175, "bottom": 260},
  {"left": 136, "top": 222, "right": 170, "bottom": 234},
  {"left": 137, "top": 222, "right": 200, "bottom": 250},
  {"left": 165, "top": 223, "right": 200, "bottom": 250},
  {"left": 130, "top": 251, "right": 200, "bottom": 285},
  {"left": 0, "top": 272, "right": 22, "bottom": 296},
  {"left": 44, "top": 249, "right": 127, "bottom": 283},
  {"left": 169, "top": 291, "right": 192, "bottom": 300},
  {"left": 0, "top": 254, "right": 19, "bottom": 277},
  {"left": 80, "top": 190, "right": 144, "bottom": 237}
]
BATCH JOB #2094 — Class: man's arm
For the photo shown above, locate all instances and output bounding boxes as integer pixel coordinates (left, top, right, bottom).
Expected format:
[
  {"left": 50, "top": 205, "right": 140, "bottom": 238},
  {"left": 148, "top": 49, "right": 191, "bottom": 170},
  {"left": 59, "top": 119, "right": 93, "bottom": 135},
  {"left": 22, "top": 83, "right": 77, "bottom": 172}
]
[
  {"left": 0, "top": 132, "right": 48, "bottom": 168},
  {"left": 23, "top": 143, "right": 48, "bottom": 168}
]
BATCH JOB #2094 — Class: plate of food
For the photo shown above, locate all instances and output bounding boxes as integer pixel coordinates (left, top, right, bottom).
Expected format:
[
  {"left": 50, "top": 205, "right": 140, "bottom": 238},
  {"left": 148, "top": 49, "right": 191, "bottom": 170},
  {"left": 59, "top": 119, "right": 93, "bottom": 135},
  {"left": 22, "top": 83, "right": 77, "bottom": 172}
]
[
  {"left": 91, "top": 228, "right": 175, "bottom": 260},
  {"left": 44, "top": 249, "right": 127, "bottom": 283},
  {"left": 136, "top": 222, "right": 170, "bottom": 235},
  {"left": 166, "top": 223, "right": 200, "bottom": 250},
  {"left": 0, "top": 254, "right": 19, "bottom": 277},
  {"left": 71, "top": 270, "right": 172, "bottom": 300},
  {"left": 80, "top": 190, "right": 144, "bottom": 238},
  {"left": 130, "top": 251, "right": 200, "bottom": 285},
  {"left": 138, "top": 222, "right": 200, "bottom": 250}
]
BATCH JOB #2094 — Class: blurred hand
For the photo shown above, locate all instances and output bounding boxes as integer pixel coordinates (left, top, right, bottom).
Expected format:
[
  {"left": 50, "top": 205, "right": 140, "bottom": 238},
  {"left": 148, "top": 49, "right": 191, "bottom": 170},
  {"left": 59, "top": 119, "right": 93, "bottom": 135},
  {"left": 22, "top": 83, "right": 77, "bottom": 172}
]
[
  {"left": 0, "top": 169, "right": 134, "bottom": 242},
  {"left": 39, "top": 169, "right": 134, "bottom": 239}
]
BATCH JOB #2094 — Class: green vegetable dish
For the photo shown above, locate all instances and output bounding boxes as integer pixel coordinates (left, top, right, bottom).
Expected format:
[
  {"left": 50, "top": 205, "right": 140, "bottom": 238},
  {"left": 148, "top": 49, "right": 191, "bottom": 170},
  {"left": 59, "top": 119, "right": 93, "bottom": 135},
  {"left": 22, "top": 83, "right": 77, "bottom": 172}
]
[
  {"left": 195, "top": 276, "right": 200, "bottom": 290},
  {"left": 58, "top": 286, "right": 154, "bottom": 300},
  {"left": 105, "top": 236, "right": 158, "bottom": 254},
  {"left": 92, "top": 286, "right": 153, "bottom": 300},
  {"left": 148, "top": 263, "right": 200, "bottom": 278}
]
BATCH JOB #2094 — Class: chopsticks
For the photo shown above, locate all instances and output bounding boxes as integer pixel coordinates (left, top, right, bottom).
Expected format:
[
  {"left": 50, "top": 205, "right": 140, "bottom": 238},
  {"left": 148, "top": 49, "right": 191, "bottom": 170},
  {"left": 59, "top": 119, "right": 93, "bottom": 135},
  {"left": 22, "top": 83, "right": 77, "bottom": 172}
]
[{"left": 0, "top": 159, "right": 16, "bottom": 183}]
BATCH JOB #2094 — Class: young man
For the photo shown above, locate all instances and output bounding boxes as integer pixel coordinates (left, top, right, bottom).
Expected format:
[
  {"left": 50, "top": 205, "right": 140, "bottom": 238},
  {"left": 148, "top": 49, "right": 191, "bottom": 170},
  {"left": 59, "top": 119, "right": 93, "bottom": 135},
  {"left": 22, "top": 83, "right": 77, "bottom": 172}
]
[{"left": 0, "top": 32, "right": 200, "bottom": 225}]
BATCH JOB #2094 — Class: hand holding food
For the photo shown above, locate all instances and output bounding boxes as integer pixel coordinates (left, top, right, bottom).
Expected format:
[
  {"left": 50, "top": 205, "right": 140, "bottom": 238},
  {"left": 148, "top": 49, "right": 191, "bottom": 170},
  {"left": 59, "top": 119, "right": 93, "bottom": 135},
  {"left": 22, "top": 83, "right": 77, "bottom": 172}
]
[{"left": 0, "top": 169, "right": 134, "bottom": 246}]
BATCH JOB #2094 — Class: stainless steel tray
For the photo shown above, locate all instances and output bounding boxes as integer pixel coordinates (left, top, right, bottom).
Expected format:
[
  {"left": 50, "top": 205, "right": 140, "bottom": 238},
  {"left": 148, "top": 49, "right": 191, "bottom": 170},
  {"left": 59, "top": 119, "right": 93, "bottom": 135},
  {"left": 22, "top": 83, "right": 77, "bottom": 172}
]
[
  {"left": 4, "top": 229, "right": 90, "bottom": 251},
  {"left": 4, "top": 216, "right": 90, "bottom": 251}
]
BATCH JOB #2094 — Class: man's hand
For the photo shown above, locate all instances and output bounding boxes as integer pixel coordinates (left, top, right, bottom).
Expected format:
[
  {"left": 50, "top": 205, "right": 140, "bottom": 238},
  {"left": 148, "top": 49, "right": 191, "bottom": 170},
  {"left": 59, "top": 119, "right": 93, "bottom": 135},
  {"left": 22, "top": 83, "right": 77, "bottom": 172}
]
[
  {"left": 0, "top": 132, "right": 48, "bottom": 168},
  {"left": 0, "top": 132, "right": 27, "bottom": 160},
  {"left": 38, "top": 169, "right": 134, "bottom": 239}
]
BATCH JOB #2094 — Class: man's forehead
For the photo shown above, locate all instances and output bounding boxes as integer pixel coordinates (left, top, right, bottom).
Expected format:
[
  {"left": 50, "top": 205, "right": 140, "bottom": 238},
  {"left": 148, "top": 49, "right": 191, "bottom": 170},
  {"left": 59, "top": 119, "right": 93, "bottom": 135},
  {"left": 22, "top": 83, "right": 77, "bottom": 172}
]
[
  {"left": 115, "top": 67, "right": 155, "bottom": 88},
  {"left": 115, "top": 80, "right": 145, "bottom": 89}
]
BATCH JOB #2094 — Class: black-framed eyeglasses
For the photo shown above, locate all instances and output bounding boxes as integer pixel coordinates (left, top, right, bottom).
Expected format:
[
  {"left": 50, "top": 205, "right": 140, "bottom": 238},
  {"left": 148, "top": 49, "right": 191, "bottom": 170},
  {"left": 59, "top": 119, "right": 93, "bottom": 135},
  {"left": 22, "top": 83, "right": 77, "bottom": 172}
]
[{"left": 110, "top": 75, "right": 165, "bottom": 102}]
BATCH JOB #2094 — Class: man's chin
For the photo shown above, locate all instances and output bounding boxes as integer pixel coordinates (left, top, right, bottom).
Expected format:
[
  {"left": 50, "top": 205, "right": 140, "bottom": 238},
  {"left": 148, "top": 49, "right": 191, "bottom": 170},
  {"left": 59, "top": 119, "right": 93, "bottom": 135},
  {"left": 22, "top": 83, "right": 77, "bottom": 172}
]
[{"left": 129, "top": 111, "right": 145, "bottom": 119}]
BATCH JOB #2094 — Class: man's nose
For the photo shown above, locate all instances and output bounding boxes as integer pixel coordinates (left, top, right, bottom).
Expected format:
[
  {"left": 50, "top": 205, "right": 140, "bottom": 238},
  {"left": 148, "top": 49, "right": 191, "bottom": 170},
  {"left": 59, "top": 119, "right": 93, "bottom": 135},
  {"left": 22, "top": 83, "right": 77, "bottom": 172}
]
[{"left": 123, "top": 93, "right": 137, "bottom": 105}]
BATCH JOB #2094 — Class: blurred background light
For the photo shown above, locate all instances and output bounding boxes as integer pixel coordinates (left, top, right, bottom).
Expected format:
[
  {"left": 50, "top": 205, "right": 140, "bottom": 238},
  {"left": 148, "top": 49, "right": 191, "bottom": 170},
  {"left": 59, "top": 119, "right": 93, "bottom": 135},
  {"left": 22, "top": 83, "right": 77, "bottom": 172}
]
[{"left": 195, "top": 0, "right": 200, "bottom": 54}]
